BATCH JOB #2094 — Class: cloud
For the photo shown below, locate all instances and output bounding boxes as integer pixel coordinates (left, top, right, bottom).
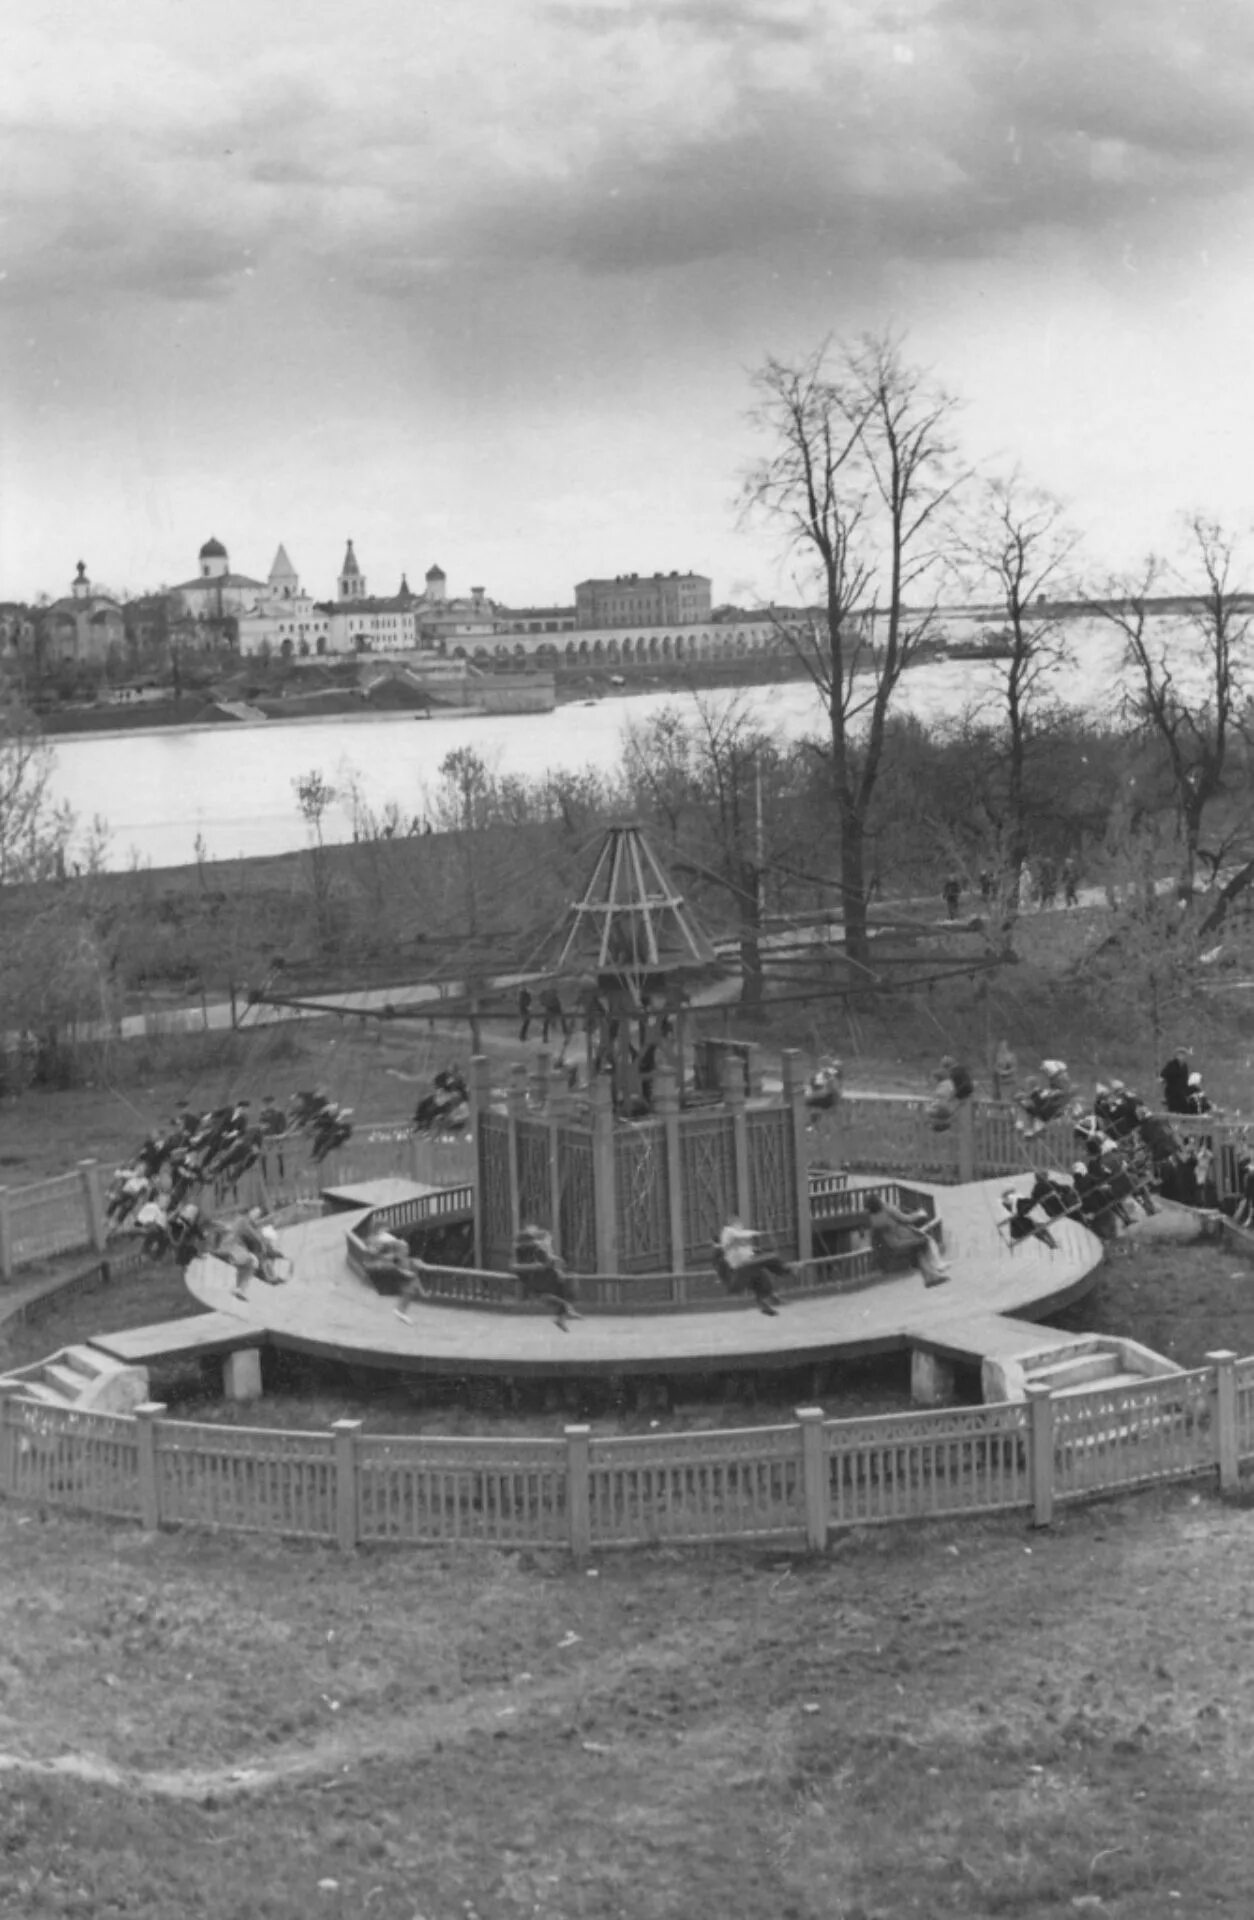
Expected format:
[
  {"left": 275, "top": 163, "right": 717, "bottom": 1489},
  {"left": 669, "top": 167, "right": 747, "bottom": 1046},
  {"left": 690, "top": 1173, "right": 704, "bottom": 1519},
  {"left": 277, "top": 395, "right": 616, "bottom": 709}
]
[{"left": 3, "top": 0, "right": 1254, "bottom": 310}]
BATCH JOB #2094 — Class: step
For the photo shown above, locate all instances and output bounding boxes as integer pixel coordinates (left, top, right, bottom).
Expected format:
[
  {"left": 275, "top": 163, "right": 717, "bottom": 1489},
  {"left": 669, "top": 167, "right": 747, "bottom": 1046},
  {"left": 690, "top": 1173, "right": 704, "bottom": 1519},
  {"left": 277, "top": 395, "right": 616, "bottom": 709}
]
[
  {"left": 18, "top": 1380, "right": 72, "bottom": 1406},
  {"left": 42, "top": 1361, "right": 87, "bottom": 1398},
  {"left": 63, "top": 1345, "right": 110, "bottom": 1381},
  {"left": 1053, "top": 1370, "right": 1148, "bottom": 1399},
  {"left": 1026, "top": 1351, "right": 1120, "bottom": 1391}
]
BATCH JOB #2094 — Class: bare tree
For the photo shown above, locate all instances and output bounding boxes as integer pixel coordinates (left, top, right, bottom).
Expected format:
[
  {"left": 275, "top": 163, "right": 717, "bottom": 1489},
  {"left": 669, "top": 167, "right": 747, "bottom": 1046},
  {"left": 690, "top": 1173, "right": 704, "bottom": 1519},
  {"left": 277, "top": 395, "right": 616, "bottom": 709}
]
[
  {"left": 624, "top": 692, "right": 781, "bottom": 1013},
  {"left": 1095, "top": 518, "right": 1252, "bottom": 905},
  {"left": 0, "top": 702, "right": 75, "bottom": 884},
  {"left": 742, "top": 331, "right": 965, "bottom": 968},
  {"left": 956, "top": 472, "right": 1079, "bottom": 870},
  {"left": 293, "top": 767, "right": 338, "bottom": 935}
]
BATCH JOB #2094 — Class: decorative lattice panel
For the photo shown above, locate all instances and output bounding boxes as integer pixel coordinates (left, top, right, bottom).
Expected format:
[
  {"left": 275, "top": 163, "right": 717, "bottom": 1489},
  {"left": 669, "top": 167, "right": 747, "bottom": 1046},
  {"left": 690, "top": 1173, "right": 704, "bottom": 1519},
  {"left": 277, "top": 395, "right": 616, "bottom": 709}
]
[
  {"left": 746, "top": 1109, "right": 797, "bottom": 1253},
  {"left": 478, "top": 1113, "right": 513, "bottom": 1266},
  {"left": 614, "top": 1122, "right": 671, "bottom": 1273},
  {"left": 679, "top": 1113, "right": 737, "bottom": 1262},
  {"left": 557, "top": 1126, "right": 597, "bottom": 1273},
  {"left": 515, "top": 1118, "right": 553, "bottom": 1235}
]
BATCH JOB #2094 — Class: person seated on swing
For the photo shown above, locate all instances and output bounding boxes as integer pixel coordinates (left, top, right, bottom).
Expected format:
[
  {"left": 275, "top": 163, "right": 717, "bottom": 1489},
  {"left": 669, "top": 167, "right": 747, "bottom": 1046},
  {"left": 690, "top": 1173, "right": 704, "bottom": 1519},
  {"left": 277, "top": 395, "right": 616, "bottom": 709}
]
[
  {"left": 805, "top": 1057, "right": 844, "bottom": 1116},
  {"left": 1071, "top": 1160, "right": 1131, "bottom": 1228},
  {"left": 1016, "top": 1060, "right": 1072, "bottom": 1135},
  {"left": 217, "top": 1210, "right": 276, "bottom": 1300},
  {"left": 863, "top": 1194, "right": 951, "bottom": 1287},
  {"left": 513, "top": 1224, "right": 580, "bottom": 1331},
  {"left": 1000, "top": 1189, "right": 1058, "bottom": 1250},
  {"left": 713, "top": 1218, "right": 789, "bottom": 1316},
  {"left": 1027, "top": 1169, "right": 1084, "bottom": 1221},
  {"left": 353, "top": 1222, "right": 432, "bottom": 1320}
]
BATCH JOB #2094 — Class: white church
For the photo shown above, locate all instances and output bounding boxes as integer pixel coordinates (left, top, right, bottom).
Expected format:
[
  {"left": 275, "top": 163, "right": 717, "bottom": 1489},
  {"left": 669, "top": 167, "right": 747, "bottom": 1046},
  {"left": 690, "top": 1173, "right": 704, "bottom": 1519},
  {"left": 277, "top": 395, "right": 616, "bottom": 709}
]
[{"left": 172, "top": 537, "right": 497, "bottom": 658}]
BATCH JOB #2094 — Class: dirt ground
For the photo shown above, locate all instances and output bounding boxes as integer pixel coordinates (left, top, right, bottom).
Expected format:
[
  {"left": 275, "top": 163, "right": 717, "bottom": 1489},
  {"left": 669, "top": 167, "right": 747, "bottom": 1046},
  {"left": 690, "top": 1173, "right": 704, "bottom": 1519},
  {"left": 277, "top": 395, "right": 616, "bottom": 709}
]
[{"left": 2, "top": 1485, "right": 1253, "bottom": 1918}]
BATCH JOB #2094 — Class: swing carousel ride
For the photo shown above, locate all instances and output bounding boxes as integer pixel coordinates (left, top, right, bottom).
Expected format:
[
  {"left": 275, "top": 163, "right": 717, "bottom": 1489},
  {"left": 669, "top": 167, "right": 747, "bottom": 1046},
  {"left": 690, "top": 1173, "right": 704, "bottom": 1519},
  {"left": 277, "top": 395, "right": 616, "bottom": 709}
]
[{"left": 86, "top": 822, "right": 1108, "bottom": 1406}]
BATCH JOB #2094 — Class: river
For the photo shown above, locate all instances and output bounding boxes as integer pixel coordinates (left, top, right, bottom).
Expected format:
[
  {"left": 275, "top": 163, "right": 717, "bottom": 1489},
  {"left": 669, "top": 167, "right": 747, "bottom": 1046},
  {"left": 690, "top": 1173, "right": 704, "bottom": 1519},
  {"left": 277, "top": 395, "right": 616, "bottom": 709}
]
[{"left": 46, "top": 632, "right": 1131, "bottom": 871}]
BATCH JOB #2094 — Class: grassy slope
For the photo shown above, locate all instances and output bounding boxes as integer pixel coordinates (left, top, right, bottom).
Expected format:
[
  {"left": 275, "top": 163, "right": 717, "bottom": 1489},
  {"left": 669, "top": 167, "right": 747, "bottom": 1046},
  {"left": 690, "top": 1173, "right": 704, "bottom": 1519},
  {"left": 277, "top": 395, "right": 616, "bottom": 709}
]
[{"left": 2, "top": 1488, "right": 1253, "bottom": 1917}]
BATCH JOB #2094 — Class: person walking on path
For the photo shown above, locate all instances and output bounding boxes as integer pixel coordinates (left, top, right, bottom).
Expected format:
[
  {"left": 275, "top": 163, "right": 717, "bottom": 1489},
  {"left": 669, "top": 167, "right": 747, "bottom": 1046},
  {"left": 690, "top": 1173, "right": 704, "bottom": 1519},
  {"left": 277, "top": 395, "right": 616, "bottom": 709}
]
[
  {"left": 517, "top": 985, "right": 533, "bottom": 1043},
  {"left": 1061, "top": 856, "right": 1079, "bottom": 907},
  {"left": 864, "top": 1194, "right": 951, "bottom": 1287},
  {"left": 942, "top": 875, "right": 961, "bottom": 920}
]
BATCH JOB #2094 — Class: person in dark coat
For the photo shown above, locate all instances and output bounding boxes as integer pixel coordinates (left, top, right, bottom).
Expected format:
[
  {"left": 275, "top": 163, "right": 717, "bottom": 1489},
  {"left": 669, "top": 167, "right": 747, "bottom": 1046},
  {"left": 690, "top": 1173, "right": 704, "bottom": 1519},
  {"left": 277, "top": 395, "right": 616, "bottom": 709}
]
[
  {"left": 1160, "top": 1048, "right": 1192, "bottom": 1114},
  {"left": 513, "top": 1225, "right": 580, "bottom": 1330},
  {"left": 517, "top": 985, "right": 533, "bottom": 1043}
]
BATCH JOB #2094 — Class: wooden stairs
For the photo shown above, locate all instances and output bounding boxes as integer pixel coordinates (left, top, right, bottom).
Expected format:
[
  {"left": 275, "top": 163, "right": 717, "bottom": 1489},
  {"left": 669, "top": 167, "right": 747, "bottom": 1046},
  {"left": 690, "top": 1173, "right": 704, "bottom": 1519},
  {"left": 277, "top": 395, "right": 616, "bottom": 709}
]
[{"left": 0, "top": 1343, "right": 150, "bottom": 1414}]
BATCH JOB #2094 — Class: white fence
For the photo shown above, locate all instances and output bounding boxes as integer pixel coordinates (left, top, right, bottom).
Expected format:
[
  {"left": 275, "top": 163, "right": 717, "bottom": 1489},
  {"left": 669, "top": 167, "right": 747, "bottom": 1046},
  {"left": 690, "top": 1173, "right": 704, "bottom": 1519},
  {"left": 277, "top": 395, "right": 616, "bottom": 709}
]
[{"left": 1, "top": 1351, "right": 1245, "bottom": 1555}]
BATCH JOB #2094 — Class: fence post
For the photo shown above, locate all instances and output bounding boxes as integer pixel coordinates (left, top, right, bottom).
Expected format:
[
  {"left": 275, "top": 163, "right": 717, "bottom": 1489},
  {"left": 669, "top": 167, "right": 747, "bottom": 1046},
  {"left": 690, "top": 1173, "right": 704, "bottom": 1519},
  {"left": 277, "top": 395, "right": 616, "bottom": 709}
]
[
  {"left": 78, "top": 1159, "right": 108, "bottom": 1255},
  {"left": 565, "top": 1424, "right": 592, "bottom": 1560},
  {"left": 724, "top": 1062, "right": 751, "bottom": 1221},
  {"left": 781, "top": 1051, "right": 813, "bottom": 1263},
  {"left": 134, "top": 1402, "right": 166, "bottom": 1532},
  {"left": 1207, "top": 1350, "right": 1239, "bottom": 1495},
  {"left": 590, "top": 1074, "right": 619, "bottom": 1276},
  {"left": 470, "top": 1055, "right": 492, "bottom": 1268},
  {"left": 955, "top": 1101, "right": 975, "bottom": 1183},
  {"left": 0, "top": 1383, "right": 18, "bottom": 1491},
  {"left": 1026, "top": 1384, "right": 1054, "bottom": 1528},
  {"left": 0, "top": 1188, "right": 12, "bottom": 1279},
  {"left": 655, "top": 1065, "right": 686, "bottom": 1274},
  {"left": 332, "top": 1418, "right": 362, "bottom": 1550},
  {"left": 795, "top": 1406, "right": 828, "bottom": 1551}
]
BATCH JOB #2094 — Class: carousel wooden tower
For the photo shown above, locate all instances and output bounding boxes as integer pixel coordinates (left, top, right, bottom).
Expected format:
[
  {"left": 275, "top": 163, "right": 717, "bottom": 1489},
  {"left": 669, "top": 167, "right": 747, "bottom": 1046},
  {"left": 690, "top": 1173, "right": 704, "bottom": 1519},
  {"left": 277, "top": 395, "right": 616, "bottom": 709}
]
[
  {"left": 472, "top": 822, "right": 813, "bottom": 1279},
  {"left": 549, "top": 820, "right": 722, "bottom": 1113}
]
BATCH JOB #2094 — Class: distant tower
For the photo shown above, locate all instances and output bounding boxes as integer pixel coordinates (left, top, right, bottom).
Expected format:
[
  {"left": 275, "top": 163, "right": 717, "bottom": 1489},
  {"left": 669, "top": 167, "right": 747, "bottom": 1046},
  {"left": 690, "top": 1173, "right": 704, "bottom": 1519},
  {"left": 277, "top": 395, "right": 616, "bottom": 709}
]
[
  {"left": 268, "top": 543, "right": 300, "bottom": 601},
  {"left": 339, "top": 539, "right": 365, "bottom": 601},
  {"left": 425, "top": 563, "right": 446, "bottom": 605},
  {"left": 71, "top": 560, "right": 91, "bottom": 601},
  {"left": 199, "top": 536, "right": 228, "bottom": 581}
]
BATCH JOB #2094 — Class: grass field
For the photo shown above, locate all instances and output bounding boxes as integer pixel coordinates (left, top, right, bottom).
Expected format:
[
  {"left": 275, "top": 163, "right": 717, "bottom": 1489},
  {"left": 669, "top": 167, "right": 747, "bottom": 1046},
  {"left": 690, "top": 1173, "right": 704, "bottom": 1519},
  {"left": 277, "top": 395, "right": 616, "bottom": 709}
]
[{"left": 3, "top": 1484, "right": 1254, "bottom": 1918}]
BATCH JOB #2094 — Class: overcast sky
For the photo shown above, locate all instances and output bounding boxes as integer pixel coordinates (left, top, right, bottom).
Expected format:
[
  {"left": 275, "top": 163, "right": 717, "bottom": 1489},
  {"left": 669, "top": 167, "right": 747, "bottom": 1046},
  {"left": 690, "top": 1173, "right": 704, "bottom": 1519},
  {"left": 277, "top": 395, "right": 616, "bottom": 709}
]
[{"left": 4, "top": 0, "right": 1254, "bottom": 609}]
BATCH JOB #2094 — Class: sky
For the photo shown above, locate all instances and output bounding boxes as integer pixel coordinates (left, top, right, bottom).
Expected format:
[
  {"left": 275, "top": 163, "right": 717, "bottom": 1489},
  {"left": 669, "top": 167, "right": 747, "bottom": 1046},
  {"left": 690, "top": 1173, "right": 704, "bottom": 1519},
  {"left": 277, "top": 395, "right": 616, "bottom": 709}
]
[{"left": 4, "top": 0, "right": 1254, "bottom": 611}]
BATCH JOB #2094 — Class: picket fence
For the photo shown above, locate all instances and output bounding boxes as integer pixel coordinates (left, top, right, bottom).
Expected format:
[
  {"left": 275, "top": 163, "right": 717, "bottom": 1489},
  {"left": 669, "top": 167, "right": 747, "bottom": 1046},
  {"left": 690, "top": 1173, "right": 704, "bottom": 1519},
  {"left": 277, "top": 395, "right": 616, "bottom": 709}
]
[
  {"left": 0, "top": 1132, "right": 478, "bottom": 1279},
  {"left": 2, "top": 1351, "right": 1248, "bottom": 1555}
]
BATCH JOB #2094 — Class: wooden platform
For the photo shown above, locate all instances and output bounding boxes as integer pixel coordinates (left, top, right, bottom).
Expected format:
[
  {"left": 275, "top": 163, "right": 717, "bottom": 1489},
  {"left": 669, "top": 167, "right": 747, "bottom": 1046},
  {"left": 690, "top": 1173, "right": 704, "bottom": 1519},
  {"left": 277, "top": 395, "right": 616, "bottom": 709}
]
[
  {"left": 142, "top": 1179, "right": 1109, "bottom": 1383},
  {"left": 90, "top": 1311, "right": 262, "bottom": 1367}
]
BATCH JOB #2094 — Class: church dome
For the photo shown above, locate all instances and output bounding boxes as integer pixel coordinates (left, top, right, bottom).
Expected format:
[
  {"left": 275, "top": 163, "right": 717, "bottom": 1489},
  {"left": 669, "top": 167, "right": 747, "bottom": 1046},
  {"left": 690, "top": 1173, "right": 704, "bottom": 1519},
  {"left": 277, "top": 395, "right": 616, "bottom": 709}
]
[
  {"left": 199, "top": 536, "right": 227, "bottom": 559},
  {"left": 425, "top": 564, "right": 446, "bottom": 581}
]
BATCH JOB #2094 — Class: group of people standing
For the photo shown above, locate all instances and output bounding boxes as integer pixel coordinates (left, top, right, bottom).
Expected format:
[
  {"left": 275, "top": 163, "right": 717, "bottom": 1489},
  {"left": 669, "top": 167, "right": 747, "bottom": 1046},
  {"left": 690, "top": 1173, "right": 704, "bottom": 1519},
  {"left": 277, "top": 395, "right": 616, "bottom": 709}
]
[{"left": 942, "top": 857, "right": 1080, "bottom": 920}]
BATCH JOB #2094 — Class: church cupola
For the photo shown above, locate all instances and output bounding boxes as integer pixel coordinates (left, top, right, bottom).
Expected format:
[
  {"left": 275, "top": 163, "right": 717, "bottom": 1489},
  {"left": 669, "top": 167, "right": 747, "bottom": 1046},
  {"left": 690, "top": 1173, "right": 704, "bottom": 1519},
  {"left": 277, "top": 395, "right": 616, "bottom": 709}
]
[
  {"left": 425, "top": 563, "right": 446, "bottom": 605},
  {"left": 199, "top": 536, "right": 228, "bottom": 580},
  {"left": 71, "top": 560, "right": 91, "bottom": 600}
]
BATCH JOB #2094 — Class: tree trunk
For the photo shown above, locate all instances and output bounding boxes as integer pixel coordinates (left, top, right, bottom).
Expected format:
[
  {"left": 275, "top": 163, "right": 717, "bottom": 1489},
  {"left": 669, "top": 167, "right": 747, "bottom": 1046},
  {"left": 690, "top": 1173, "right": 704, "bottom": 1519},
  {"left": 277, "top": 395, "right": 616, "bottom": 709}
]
[
  {"left": 738, "top": 858, "right": 765, "bottom": 1018},
  {"left": 840, "top": 810, "right": 871, "bottom": 970}
]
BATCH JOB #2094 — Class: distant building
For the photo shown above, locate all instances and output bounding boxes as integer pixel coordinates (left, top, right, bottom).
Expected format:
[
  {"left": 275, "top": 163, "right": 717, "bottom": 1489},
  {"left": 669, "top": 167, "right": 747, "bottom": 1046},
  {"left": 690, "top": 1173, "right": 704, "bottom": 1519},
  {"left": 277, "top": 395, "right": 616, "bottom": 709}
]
[
  {"left": 170, "top": 537, "right": 267, "bottom": 627},
  {"left": 575, "top": 571, "right": 711, "bottom": 630},
  {"left": 493, "top": 603, "right": 578, "bottom": 635},
  {"left": 414, "top": 570, "right": 498, "bottom": 648},
  {"left": 236, "top": 547, "right": 331, "bottom": 657},
  {"left": 40, "top": 562, "right": 125, "bottom": 666}
]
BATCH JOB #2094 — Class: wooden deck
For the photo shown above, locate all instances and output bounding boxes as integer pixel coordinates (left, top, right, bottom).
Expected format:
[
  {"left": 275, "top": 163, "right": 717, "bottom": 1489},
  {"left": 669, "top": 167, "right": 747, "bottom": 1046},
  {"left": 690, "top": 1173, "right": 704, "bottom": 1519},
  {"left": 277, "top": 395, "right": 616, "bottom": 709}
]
[
  {"left": 90, "top": 1310, "right": 262, "bottom": 1366},
  {"left": 138, "top": 1179, "right": 1108, "bottom": 1381}
]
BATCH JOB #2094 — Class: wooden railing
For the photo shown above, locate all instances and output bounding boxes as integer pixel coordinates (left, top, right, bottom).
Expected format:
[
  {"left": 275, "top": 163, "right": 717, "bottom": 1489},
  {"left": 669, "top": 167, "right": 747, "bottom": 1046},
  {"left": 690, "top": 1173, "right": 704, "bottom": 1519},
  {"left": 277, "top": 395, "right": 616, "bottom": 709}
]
[
  {"left": 2, "top": 1350, "right": 1245, "bottom": 1554},
  {"left": 2, "top": 1100, "right": 1244, "bottom": 1280},
  {"left": 344, "top": 1179, "right": 933, "bottom": 1314}
]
